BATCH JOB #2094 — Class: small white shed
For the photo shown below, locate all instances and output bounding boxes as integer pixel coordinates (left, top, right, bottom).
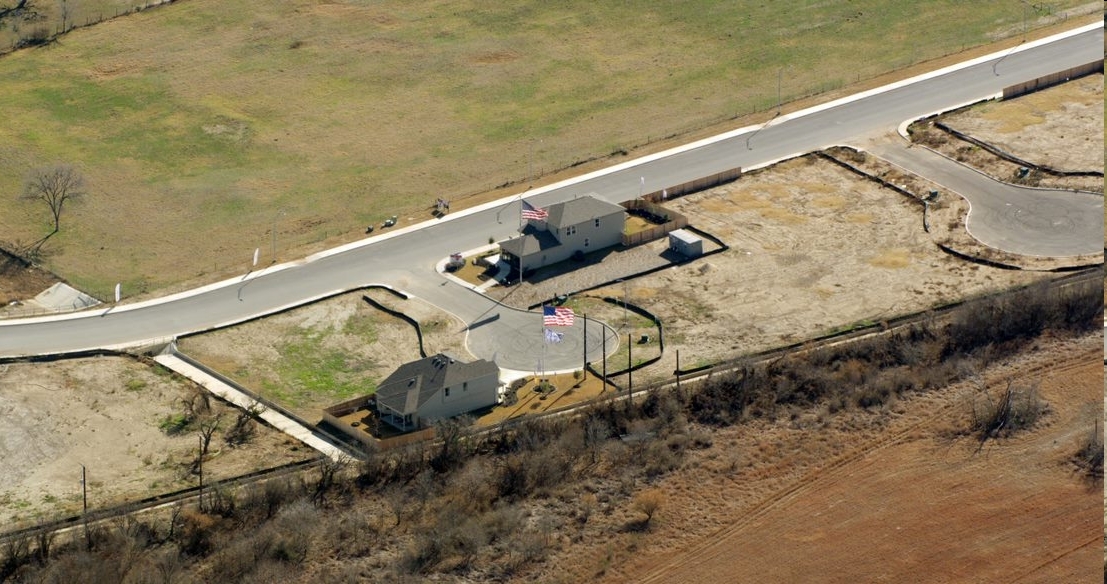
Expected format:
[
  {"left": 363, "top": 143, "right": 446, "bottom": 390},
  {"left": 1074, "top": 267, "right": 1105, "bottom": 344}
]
[{"left": 668, "top": 229, "right": 703, "bottom": 258}]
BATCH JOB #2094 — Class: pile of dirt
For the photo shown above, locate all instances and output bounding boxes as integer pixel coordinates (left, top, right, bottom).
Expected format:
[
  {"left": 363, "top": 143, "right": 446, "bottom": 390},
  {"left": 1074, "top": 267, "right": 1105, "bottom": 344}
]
[{"left": 0, "top": 250, "right": 60, "bottom": 309}]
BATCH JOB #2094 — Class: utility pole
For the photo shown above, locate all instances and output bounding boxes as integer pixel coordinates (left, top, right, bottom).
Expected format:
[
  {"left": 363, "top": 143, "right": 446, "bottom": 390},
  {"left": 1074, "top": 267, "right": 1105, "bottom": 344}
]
[
  {"left": 627, "top": 333, "right": 633, "bottom": 409},
  {"left": 197, "top": 435, "right": 204, "bottom": 512},
  {"left": 602, "top": 329, "right": 607, "bottom": 390},
  {"left": 81, "top": 464, "right": 89, "bottom": 550},
  {"left": 676, "top": 349, "right": 681, "bottom": 394}
]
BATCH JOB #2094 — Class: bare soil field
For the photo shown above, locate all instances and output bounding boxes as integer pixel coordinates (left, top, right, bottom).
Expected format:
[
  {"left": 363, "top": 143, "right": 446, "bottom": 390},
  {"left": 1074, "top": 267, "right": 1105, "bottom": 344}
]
[
  {"left": 0, "top": 356, "right": 310, "bottom": 531},
  {"left": 0, "top": 251, "right": 56, "bottom": 307},
  {"left": 560, "top": 333, "right": 1103, "bottom": 584}
]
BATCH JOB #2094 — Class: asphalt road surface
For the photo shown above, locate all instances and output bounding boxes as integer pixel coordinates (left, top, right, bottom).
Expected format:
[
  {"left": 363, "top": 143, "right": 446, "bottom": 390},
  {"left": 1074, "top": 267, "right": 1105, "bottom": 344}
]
[
  {"left": 870, "top": 143, "right": 1103, "bottom": 257},
  {"left": 0, "top": 25, "right": 1102, "bottom": 368}
]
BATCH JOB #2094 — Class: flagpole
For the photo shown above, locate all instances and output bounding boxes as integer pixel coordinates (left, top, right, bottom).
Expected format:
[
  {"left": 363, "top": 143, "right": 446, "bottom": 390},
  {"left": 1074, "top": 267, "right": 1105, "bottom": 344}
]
[
  {"left": 602, "top": 329, "right": 607, "bottom": 391},
  {"left": 582, "top": 312, "right": 587, "bottom": 382}
]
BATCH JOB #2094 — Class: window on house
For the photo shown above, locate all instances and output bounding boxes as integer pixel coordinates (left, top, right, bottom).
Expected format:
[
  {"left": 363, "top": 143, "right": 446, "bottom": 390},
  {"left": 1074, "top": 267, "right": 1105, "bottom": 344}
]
[
  {"left": 594, "top": 218, "right": 600, "bottom": 228},
  {"left": 463, "top": 382, "right": 468, "bottom": 391},
  {"left": 584, "top": 238, "right": 590, "bottom": 247},
  {"left": 566, "top": 225, "right": 576, "bottom": 236},
  {"left": 445, "top": 387, "right": 450, "bottom": 397}
]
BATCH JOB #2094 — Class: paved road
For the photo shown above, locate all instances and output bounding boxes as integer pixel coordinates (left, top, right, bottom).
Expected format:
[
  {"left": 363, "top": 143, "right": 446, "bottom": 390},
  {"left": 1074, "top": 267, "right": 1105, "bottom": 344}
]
[
  {"left": 0, "top": 25, "right": 1101, "bottom": 364},
  {"left": 870, "top": 143, "right": 1103, "bottom": 257}
]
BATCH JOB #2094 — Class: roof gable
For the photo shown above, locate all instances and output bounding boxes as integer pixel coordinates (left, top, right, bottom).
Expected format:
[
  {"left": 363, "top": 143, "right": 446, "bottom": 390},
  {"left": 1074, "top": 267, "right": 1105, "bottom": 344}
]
[
  {"left": 500, "top": 224, "right": 562, "bottom": 257},
  {"left": 376, "top": 353, "right": 498, "bottom": 414},
  {"left": 547, "top": 195, "right": 625, "bottom": 229}
]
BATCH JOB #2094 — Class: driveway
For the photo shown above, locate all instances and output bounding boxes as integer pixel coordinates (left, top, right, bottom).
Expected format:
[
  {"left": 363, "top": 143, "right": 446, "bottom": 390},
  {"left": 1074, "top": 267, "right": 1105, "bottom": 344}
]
[{"left": 386, "top": 267, "right": 613, "bottom": 374}]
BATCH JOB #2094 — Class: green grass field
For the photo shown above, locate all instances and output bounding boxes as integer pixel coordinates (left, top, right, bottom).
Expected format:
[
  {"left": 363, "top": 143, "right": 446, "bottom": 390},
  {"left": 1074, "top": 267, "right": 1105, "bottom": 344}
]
[{"left": 0, "top": 0, "right": 1096, "bottom": 296}]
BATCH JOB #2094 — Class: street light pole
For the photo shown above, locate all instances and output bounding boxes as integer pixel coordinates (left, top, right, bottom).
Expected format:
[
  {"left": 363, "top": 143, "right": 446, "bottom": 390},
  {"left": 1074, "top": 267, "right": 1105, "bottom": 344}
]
[
  {"left": 271, "top": 209, "right": 285, "bottom": 262},
  {"left": 777, "top": 67, "right": 783, "bottom": 115}
]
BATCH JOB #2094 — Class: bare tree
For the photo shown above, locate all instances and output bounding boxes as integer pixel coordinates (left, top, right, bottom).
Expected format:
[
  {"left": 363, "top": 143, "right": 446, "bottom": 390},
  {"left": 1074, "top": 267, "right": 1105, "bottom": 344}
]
[
  {"left": 57, "top": 0, "right": 68, "bottom": 32},
  {"left": 224, "top": 400, "right": 264, "bottom": 446},
  {"left": 22, "top": 164, "right": 85, "bottom": 242},
  {"left": 197, "top": 413, "right": 222, "bottom": 458}
]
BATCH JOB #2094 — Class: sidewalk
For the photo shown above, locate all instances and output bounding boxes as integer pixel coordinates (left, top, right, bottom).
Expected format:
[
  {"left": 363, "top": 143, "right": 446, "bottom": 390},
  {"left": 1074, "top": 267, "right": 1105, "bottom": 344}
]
[{"left": 153, "top": 351, "right": 351, "bottom": 462}]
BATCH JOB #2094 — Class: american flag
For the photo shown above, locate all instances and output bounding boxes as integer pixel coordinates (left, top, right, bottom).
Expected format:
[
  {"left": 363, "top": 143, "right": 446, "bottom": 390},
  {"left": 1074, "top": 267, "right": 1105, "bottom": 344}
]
[
  {"left": 522, "top": 200, "right": 548, "bottom": 221},
  {"left": 544, "top": 328, "right": 563, "bottom": 344},
  {"left": 543, "top": 305, "right": 574, "bottom": 327}
]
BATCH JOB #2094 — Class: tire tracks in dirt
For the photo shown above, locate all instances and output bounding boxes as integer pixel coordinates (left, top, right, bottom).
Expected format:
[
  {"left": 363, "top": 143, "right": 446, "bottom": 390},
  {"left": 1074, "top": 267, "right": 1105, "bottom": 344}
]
[{"left": 636, "top": 347, "right": 1096, "bottom": 584}]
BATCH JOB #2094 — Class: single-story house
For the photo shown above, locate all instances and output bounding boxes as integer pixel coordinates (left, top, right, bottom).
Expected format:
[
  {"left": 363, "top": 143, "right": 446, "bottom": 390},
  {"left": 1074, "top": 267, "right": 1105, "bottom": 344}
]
[
  {"left": 500, "top": 194, "right": 626, "bottom": 275},
  {"left": 376, "top": 352, "right": 500, "bottom": 432}
]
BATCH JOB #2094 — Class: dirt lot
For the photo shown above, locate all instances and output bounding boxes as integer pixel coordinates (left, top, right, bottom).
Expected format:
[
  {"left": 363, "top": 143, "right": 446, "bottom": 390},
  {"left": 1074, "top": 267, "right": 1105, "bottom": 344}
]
[
  {"left": 492, "top": 154, "right": 1047, "bottom": 386},
  {"left": 556, "top": 333, "right": 1103, "bottom": 584},
  {"left": 0, "top": 356, "right": 309, "bottom": 531}
]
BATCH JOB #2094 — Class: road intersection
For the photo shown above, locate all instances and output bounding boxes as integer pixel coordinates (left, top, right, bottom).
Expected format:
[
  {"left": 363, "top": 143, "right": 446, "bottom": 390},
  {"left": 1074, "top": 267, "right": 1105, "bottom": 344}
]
[{"left": 0, "top": 24, "right": 1101, "bottom": 369}]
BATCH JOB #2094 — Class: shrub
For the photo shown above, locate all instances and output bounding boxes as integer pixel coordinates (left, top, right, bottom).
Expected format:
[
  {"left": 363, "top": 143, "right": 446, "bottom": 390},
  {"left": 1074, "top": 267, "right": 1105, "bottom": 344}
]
[
  {"left": 1073, "top": 422, "right": 1103, "bottom": 481},
  {"left": 968, "top": 381, "right": 1047, "bottom": 446},
  {"left": 158, "top": 413, "right": 191, "bottom": 435},
  {"left": 631, "top": 488, "right": 666, "bottom": 526}
]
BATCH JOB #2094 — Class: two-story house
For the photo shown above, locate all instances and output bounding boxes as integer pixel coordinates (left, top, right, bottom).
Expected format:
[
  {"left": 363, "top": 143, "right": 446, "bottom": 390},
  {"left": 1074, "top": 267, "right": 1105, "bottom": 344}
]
[
  {"left": 500, "top": 194, "right": 626, "bottom": 275},
  {"left": 375, "top": 352, "right": 500, "bottom": 432}
]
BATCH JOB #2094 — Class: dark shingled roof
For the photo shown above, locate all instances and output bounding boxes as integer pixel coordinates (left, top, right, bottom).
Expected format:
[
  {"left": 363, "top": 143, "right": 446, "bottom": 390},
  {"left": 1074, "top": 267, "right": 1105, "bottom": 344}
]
[
  {"left": 546, "top": 195, "right": 625, "bottom": 229},
  {"left": 376, "top": 353, "right": 498, "bottom": 415},
  {"left": 499, "top": 224, "right": 561, "bottom": 257}
]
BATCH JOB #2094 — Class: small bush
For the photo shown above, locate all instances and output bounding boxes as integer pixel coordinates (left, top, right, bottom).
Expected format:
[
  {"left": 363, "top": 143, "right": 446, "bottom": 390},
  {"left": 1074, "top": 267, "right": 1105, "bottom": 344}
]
[
  {"left": 1073, "top": 422, "right": 1103, "bottom": 481},
  {"left": 631, "top": 488, "right": 666, "bottom": 526},
  {"left": 968, "top": 381, "right": 1047, "bottom": 446},
  {"left": 159, "top": 413, "right": 191, "bottom": 435}
]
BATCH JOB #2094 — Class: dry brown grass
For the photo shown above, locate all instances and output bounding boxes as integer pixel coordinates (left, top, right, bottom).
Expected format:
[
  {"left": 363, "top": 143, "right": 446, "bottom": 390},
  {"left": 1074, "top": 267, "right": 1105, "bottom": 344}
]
[{"left": 0, "top": 1, "right": 1097, "bottom": 298}]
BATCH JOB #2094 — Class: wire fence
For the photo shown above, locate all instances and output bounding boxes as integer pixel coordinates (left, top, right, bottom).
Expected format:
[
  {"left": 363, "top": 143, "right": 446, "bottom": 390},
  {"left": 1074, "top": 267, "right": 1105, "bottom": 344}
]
[{"left": 1, "top": 0, "right": 179, "bottom": 56}]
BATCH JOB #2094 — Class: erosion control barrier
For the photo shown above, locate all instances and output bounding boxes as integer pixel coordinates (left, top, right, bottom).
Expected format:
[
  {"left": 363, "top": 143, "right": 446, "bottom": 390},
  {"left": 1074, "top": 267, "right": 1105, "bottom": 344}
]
[
  {"left": 815, "top": 150, "right": 924, "bottom": 206},
  {"left": 362, "top": 287, "right": 426, "bottom": 358},
  {"left": 934, "top": 121, "right": 1103, "bottom": 177},
  {"left": 584, "top": 296, "right": 664, "bottom": 380},
  {"left": 1002, "top": 59, "right": 1103, "bottom": 100}
]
